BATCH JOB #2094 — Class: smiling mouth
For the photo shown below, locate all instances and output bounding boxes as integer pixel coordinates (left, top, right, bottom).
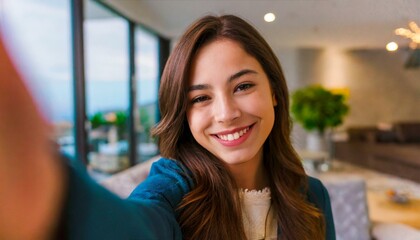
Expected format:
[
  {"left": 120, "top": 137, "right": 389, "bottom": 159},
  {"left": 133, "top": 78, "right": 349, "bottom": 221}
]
[{"left": 215, "top": 125, "right": 253, "bottom": 141}]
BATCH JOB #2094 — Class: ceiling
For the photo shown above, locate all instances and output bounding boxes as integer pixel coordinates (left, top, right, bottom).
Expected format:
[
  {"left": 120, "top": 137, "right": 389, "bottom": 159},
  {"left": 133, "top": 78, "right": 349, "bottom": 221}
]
[{"left": 103, "top": 0, "right": 420, "bottom": 50}]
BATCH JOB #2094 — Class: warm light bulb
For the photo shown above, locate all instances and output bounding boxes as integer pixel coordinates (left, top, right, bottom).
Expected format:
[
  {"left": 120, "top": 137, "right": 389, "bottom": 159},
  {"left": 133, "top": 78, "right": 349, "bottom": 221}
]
[
  {"left": 264, "top": 13, "right": 275, "bottom": 22},
  {"left": 409, "top": 21, "right": 420, "bottom": 33},
  {"left": 386, "top": 42, "right": 398, "bottom": 51}
]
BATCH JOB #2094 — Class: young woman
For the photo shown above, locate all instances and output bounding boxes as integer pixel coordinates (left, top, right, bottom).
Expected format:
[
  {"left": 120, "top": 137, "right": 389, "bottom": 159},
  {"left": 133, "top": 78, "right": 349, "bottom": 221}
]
[
  {"left": 0, "top": 15, "right": 334, "bottom": 240},
  {"left": 141, "top": 14, "right": 335, "bottom": 239}
]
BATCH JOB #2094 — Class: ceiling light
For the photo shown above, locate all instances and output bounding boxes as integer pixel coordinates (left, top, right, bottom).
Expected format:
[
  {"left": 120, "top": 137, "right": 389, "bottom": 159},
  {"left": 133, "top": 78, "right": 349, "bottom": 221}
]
[
  {"left": 264, "top": 13, "right": 275, "bottom": 23},
  {"left": 386, "top": 42, "right": 398, "bottom": 51},
  {"left": 395, "top": 21, "right": 420, "bottom": 49}
]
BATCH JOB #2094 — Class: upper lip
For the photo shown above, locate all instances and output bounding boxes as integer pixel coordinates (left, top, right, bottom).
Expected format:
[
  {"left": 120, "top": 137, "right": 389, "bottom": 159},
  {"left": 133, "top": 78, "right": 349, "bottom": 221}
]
[{"left": 212, "top": 123, "right": 254, "bottom": 135}]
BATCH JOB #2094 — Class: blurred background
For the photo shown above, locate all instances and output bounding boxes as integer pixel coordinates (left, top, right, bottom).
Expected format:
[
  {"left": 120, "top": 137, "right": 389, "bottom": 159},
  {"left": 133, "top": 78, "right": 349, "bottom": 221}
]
[
  {"left": 1, "top": 0, "right": 419, "bottom": 172},
  {"left": 1, "top": 1, "right": 420, "bottom": 239}
]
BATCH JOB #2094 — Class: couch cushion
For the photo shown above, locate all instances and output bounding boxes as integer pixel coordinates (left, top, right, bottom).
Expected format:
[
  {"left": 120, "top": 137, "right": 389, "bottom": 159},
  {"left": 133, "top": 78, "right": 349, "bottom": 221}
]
[
  {"left": 394, "top": 122, "right": 420, "bottom": 143},
  {"left": 100, "top": 156, "right": 160, "bottom": 198},
  {"left": 347, "top": 127, "right": 377, "bottom": 142}
]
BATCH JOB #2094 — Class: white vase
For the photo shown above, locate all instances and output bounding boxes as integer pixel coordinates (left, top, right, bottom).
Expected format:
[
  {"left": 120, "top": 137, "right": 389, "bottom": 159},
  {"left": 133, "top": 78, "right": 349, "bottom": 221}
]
[
  {"left": 306, "top": 130, "right": 335, "bottom": 171},
  {"left": 306, "top": 131, "right": 327, "bottom": 152}
]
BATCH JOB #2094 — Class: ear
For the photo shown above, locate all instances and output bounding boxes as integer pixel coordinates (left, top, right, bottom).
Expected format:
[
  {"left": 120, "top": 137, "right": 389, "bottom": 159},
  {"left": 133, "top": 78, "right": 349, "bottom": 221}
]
[{"left": 272, "top": 93, "right": 278, "bottom": 107}]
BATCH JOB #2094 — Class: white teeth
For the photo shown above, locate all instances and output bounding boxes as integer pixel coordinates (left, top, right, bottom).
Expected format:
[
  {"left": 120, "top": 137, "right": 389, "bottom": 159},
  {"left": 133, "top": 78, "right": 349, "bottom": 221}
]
[
  {"left": 217, "top": 127, "right": 250, "bottom": 141},
  {"left": 233, "top": 132, "right": 239, "bottom": 140},
  {"left": 227, "top": 134, "right": 234, "bottom": 141}
]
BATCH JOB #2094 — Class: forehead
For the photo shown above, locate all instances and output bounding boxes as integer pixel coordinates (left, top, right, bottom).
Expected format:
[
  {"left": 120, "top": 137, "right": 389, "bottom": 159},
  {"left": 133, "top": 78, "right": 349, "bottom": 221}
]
[
  {"left": 189, "top": 39, "right": 264, "bottom": 84},
  {"left": 193, "top": 38, "right": 246, "bottom": 63}
]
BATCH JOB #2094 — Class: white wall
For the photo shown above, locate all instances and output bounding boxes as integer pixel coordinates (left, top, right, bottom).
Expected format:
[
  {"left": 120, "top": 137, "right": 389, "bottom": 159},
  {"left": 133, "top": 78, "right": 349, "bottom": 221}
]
[
  {"left": 295, "top": 48, "right": 420, "bottom": 126},
  {"left": 284, "top": 47, "right": 420, "bottom": 148}
]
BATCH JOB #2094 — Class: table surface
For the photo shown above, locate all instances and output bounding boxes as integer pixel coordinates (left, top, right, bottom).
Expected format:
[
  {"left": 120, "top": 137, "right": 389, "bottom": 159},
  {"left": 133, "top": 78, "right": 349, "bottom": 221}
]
[
  {"left": 367, "top": 191, "right": 420, "bottom": 229},
  {"left": 297, "top": 149, "right": 329, "bottom": 160}
]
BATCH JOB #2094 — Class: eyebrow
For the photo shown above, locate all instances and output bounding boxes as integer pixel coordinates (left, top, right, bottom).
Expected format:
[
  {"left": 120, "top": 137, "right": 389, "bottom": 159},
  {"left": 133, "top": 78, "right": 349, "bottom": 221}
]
[
  {"left": 188, "top": 69, "right": 258, "bottom": 92},
  {"left": 228, "top": 69, "right": 257, "bottom": 82}
]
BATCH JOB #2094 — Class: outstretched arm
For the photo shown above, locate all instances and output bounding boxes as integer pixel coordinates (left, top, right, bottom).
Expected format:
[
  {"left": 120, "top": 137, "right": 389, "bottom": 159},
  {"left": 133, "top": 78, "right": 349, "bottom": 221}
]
[
  {"left": 0, "top": 34, "right": 66, "bottom": 239},
  {"left": 0, "top": 33, "right": 189, "bottom": 239}
]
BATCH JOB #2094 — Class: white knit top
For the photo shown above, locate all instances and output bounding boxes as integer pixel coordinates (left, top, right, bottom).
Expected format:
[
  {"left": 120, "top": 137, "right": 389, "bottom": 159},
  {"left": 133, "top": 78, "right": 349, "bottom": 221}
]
[{"left": 239, "top": 187, "right": 278, "bottom": 240}]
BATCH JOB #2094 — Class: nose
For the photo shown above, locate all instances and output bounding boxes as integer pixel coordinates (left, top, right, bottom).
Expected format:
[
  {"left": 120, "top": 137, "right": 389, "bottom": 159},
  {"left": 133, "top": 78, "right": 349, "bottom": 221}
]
[{"left": 213, "top": 95, "right": 241, "bottom": 124}]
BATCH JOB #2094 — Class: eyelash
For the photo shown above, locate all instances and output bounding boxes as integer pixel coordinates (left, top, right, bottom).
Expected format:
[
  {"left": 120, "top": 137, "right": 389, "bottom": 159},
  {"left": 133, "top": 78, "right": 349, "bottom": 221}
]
[
  {"left": 190, "top": 83, "right": 255, "bottom": 105},
  {"left": 235, "top": 83, "right": 255, "bottom": 92},
  {"left": 191, "top": 95, "right": 210, "bottom": 104}
]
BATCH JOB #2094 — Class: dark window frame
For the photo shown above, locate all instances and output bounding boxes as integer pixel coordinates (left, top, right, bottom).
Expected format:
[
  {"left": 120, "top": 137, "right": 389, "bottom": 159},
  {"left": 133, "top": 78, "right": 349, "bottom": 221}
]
[{"left": 71, "top": 0, "right": 170, "bottom": 168}]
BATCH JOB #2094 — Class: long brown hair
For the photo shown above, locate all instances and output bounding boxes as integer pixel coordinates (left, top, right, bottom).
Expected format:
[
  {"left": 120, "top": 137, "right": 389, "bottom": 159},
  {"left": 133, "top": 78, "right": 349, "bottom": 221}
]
[{"left": 153, "top": 15, "right": 325, "bottom": 239}]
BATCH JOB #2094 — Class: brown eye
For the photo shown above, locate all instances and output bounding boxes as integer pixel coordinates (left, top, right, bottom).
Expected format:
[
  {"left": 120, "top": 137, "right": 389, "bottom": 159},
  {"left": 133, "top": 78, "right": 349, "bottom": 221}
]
[
  {"left": 235, "top": 83, "right": 254, "bottom": 92},
  {"left": 191, "top": 95, "right": 210, "bottom": 104}
]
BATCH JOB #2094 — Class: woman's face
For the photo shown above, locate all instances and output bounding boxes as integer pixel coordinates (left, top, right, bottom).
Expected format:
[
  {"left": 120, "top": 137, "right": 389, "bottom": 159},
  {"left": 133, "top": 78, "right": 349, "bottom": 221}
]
[{"left": 186, "top": 39, "right": 277, "bottom": 168}]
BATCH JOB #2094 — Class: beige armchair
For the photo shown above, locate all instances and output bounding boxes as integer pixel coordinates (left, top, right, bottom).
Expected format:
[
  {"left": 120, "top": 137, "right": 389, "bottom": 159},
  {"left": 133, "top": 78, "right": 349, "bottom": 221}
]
[
  {"left": 319, "top": 175, "right": 420, "bottom": 240},
  {"left": 101, "top": 155, "right": 160, "bottom": 198},
  {"left": 320, "top": 176, "right": 371, "bottom": 240}
]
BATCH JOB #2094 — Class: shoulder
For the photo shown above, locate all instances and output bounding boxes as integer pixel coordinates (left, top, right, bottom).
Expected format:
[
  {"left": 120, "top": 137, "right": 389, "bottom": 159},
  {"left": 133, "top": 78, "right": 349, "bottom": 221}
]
[
  {"left": 306, "top": 176, "right": 329, "bottom": 211},
  {"left": 307, "top": 176, "right": 327, "bottom": 198},
  {"left": 306, "top": 176, "right": 336, "bottom": 240},
  {"left": 129, "top": 158, "right": 193, "bottom": 209},
  {"left": 149, "top": 158, "right": 192, "bottom": 180}
]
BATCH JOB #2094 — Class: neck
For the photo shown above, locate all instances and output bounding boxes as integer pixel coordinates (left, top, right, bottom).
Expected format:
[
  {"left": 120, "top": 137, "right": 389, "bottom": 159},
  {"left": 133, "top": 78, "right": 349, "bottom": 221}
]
[{"left": 228, "top": 151, "right": 268, "bottom": 190}]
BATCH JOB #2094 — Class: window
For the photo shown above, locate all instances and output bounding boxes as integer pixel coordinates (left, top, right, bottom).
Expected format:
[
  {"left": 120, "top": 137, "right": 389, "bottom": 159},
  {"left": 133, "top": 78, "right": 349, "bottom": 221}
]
[
  {"left": 2, "top": 0, "right": 74, "bottom": 157},
  {"left": 135, "top": 27, "right": 160, "bottom": 162},
  {"left": 2, "top": 0, "right": 165, "bottom": 174},
  {"left": 84, "top": 0, "right": 130, "bottom": 173}
]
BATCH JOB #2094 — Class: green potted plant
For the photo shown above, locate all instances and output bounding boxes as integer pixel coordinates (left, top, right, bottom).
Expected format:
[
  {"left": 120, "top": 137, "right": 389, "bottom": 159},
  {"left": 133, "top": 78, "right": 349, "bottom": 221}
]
[
  {"left": 89, "top": 111, "right": 129, "bottom": 173},
  {"left": 90, "top": 111, "right": 128, "bottom": 141},
  {"left": 291, "top": 85, "right": 349, "bottom": 152}
]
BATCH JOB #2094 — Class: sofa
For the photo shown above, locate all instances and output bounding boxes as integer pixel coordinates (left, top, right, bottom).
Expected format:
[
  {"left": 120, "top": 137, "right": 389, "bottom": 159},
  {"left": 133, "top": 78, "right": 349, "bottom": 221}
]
[
  {"left": 334, "top": 122, "right": 420, "bottom": 183},
  {"left": 101, "top": 155, "right": 160, "bottom": 198}
]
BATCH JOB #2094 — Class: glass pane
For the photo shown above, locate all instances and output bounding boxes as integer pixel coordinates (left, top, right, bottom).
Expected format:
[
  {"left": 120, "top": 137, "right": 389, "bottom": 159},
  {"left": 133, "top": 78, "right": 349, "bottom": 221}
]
[
  {"left": 2, "top": 0, "right": 74, "bottom": 157},
  {"left": 85, "top": 0, "right": 130, "bottom": 174},
  {"left": 135, "top": 27, "right": 160, "bottom": 162}
]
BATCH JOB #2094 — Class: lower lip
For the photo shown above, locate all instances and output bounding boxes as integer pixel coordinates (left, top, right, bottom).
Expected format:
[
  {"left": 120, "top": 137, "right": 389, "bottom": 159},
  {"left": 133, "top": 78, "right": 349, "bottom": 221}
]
[{"left": 213, "top": 125, "right": 253, "bottom": 147}]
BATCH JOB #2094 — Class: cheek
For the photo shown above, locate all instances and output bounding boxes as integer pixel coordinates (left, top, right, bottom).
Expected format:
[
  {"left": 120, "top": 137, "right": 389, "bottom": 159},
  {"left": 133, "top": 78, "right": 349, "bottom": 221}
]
[
  {"left": 186, "top": 109, "right": 204, "bottom": 137},
  {"left": 242, "top": 94, "right": 276, "bottom": 118}
]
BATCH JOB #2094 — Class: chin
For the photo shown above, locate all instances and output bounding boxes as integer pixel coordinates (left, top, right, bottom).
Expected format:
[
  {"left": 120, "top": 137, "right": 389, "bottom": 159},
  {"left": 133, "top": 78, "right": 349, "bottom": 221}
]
[{"left": 217, "top": 151, "right": 260, "bottom": 166}]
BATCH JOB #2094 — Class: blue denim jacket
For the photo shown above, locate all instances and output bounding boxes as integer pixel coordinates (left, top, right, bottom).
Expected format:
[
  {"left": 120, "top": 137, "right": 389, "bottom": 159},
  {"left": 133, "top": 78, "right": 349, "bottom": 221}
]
[{"left": 64, "top": 158, "right": 335, "bottom": 239}]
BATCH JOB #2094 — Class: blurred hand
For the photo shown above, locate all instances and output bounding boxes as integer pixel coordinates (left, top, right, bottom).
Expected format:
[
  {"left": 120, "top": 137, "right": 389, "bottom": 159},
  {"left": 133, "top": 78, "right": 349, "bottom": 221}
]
[{"left": 0, "top": 34, "right": 66, "bottom": 239}]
